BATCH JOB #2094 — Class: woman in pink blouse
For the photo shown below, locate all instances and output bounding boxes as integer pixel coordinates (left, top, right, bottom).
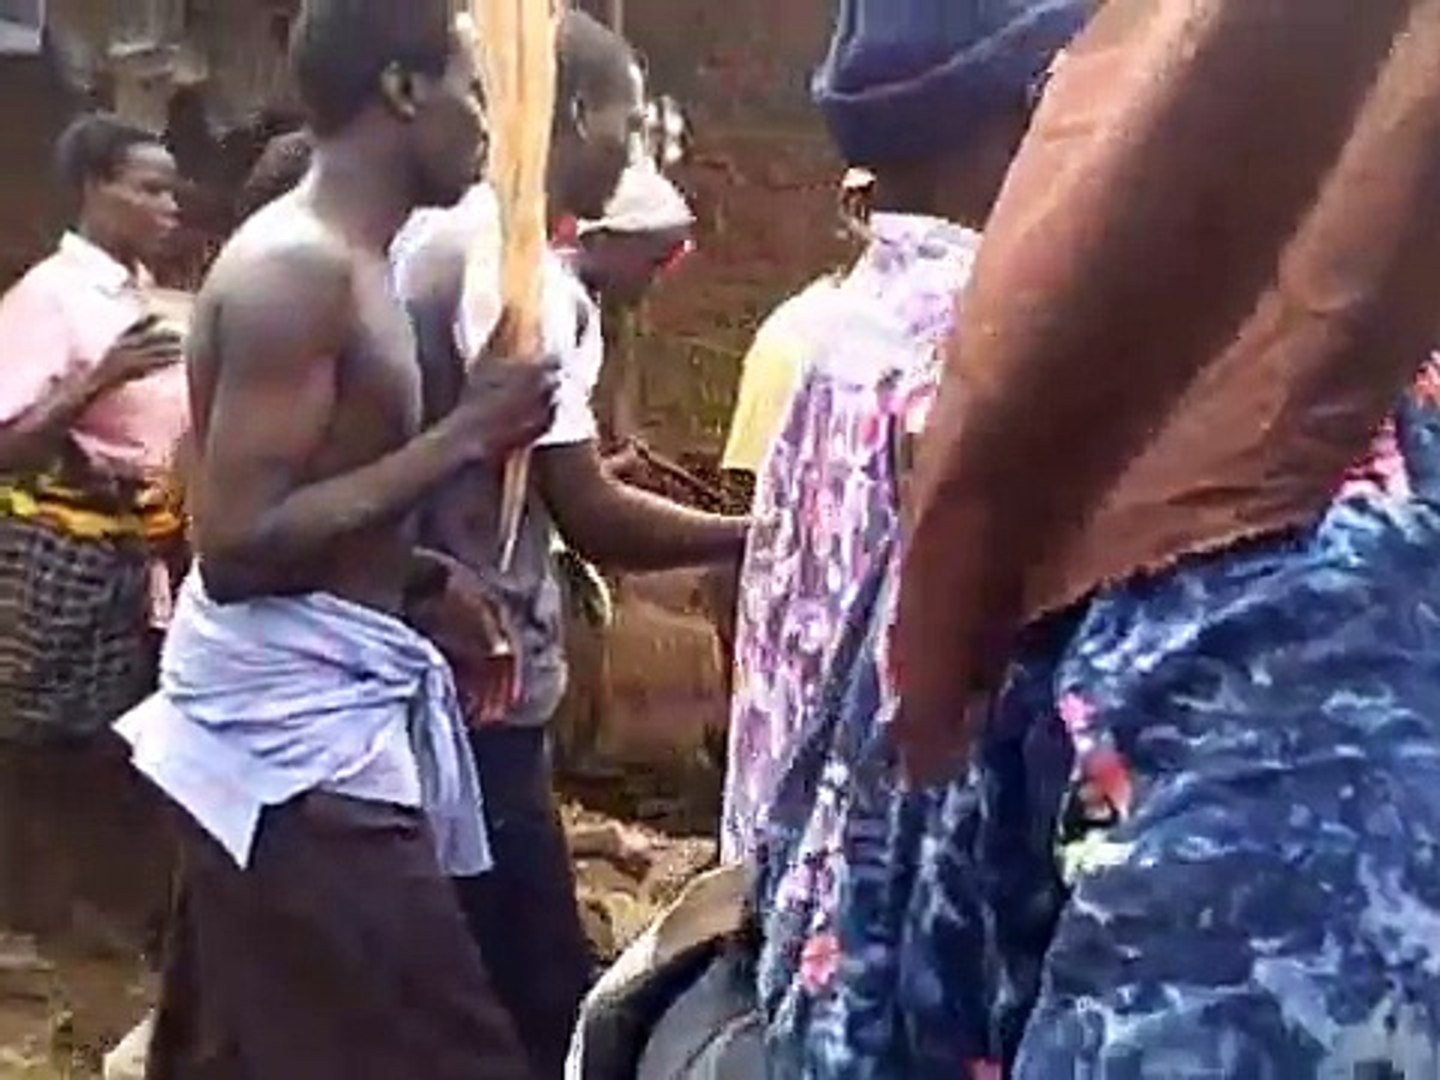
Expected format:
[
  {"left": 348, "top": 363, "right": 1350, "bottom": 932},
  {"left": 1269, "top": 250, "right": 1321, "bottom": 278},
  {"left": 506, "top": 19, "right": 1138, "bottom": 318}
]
[{"left": 0, "top": 113, "right": 187, "bottom": 951}]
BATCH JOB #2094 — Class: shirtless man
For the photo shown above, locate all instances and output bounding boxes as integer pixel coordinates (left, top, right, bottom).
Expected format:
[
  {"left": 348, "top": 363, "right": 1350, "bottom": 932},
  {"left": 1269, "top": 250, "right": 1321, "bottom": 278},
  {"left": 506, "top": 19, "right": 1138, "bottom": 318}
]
[{"left": 122, "top": 2, "right": 556, "bottom": 1076}]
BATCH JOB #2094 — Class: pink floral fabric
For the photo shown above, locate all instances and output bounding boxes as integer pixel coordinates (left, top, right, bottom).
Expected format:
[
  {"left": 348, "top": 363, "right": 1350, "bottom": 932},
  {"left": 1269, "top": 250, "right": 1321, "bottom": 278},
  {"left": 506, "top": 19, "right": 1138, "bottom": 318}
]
[{"left": 721, "top": 215, "right": 982, "bottom": 862}]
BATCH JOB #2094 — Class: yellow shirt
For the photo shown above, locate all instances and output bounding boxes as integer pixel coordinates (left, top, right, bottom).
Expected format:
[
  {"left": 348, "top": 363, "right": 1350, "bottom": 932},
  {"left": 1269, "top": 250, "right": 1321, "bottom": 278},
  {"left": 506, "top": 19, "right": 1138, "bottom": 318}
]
[{"left": 722, "top": 278, "right": 839, "bottom": 475}]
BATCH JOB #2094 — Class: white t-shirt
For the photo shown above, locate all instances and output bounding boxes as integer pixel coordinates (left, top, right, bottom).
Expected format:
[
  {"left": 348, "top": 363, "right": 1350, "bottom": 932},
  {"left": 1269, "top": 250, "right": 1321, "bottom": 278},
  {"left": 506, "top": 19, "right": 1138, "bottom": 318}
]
[
  {"left": 462, "top": 247, "right": 603, "bottom": 449},
  {"left": 390, "top": 188, "right": 606, "bottom": 729},
  {"left": 391, "top": 183, "right": 604, "bottom": 449}
]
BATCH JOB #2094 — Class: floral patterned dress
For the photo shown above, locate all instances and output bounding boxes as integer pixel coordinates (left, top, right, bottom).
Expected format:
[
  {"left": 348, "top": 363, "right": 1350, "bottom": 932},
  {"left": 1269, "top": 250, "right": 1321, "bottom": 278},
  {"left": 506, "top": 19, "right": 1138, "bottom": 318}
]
[{"left": 721, "top": 214, "right": 982, "bottom": 864}]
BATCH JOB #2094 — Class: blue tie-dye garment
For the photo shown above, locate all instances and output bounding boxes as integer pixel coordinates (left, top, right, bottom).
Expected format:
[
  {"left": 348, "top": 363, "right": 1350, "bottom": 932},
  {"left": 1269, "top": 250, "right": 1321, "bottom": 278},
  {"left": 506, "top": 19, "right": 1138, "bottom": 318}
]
[{"left": 756, "top": 357, "right": 1440, "bottom": 1078}]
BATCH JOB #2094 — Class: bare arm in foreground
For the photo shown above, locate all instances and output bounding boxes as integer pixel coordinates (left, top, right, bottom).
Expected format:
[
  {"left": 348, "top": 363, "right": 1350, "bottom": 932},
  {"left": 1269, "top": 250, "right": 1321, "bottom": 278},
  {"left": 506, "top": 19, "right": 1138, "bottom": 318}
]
[
  {"left": 894, "top": 0, "right": 1440, "bottom": 780},
  {"left": 538, "top": 441, "right": 748, "bottom": 572}
]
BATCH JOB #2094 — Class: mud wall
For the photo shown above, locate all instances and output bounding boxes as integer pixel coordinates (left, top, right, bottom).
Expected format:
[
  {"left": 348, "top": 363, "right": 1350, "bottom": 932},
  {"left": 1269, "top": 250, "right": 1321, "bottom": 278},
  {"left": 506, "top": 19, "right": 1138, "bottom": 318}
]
[
  {"left": 588, "top": 0, "right": 843, "bottom": 457},
  {"left": 0, "top": 57, "right": 81, "bottom": 286},
  {"left": 563, "top": 0, "right": 842, "bottom": 773}
]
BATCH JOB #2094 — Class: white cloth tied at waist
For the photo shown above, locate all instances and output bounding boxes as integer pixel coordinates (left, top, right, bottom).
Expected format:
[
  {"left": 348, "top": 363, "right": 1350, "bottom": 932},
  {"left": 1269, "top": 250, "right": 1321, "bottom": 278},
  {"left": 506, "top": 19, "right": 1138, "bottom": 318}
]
[{"left": 116, "top": 572, "right": 492, "bottom": 876}]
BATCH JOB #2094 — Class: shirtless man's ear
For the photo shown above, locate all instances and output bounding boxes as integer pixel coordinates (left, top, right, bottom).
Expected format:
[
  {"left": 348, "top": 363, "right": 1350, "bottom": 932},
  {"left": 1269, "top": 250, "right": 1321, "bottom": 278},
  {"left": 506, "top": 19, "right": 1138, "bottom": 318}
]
[
  {"left": 290, "top": 0, "right": 483, "bottom": 209},
  {"left": 380, "top": 63, "right": 420, "bottom": 121}
]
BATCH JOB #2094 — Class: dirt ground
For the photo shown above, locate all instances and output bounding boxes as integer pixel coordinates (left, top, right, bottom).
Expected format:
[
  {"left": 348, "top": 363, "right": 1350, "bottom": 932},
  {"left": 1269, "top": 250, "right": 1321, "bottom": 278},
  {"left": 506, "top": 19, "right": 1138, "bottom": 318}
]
[
  {"left": 0, "top": 794, "right": 719, "bottom": 1079},
  {"left": 0, "top": 934, "right": 149, "bottom": 1077}
]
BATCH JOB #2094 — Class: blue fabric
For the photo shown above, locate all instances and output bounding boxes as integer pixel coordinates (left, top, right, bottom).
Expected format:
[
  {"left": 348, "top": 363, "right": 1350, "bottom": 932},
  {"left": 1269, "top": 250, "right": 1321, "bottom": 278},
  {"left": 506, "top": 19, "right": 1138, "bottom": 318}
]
[
  {"left": 756, "top": 554, "right": 916, "bottom": 1078},
  {"left": 755, "top": 370, "right": 1440, "bottom": 1077},
  {"left": 1017, "top": 472, "right": 1440, "bottom": 1071},
  {"left": 755, "top": 564, "right": 1073, "bottom": 1077},
  {"left": 116, "top": 572, "right": 492, "bottom": 877},
  {"left": 813, "top": 0, "right": 1090, "bottom": 165}
]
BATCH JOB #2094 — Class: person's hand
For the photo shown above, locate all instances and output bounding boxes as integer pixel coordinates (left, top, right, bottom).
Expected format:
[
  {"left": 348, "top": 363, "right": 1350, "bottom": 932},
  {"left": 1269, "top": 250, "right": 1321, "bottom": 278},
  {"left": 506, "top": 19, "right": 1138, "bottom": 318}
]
[
  {"left": 93, "top": 315, "right": 184, "bottom": 393},
  {"left": 409, "top": 556, "right": 521, "bottom": 726},
  {"left": 449, "top": 356, "right": 560, "bottom": 463},
  {"left": 601, "top": 437, "right": 648, "bottom": 483}
]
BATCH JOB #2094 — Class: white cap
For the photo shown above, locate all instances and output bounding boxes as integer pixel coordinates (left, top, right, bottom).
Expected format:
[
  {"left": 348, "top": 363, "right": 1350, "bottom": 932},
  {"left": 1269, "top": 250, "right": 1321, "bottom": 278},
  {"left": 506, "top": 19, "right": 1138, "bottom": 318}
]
[{"left": 578, "top": 161, "right": 694, "bottom": 237}]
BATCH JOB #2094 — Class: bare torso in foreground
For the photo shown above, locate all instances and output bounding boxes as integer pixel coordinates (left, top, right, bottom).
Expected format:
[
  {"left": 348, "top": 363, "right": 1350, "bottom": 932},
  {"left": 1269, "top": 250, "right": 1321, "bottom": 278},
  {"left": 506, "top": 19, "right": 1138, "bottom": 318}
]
[{"left": 187, "top": 192, "right": 422, "bottom": 614}]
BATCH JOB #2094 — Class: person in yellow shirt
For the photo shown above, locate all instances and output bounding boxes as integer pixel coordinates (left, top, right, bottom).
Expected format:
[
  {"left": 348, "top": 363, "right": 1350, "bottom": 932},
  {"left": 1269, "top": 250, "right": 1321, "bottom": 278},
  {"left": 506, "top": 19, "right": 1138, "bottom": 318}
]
[
  {"left": 707, "top": 174, "right": 870, "bottom": 676},
  {"left": 705, "top": 287, "right": 831, "bottom": 683},
  {"left": 720, "top": 278, "right": 837, "bottom": 477},
  {"left": 721, "top": 169, "right": 873, "bottom": 480}
]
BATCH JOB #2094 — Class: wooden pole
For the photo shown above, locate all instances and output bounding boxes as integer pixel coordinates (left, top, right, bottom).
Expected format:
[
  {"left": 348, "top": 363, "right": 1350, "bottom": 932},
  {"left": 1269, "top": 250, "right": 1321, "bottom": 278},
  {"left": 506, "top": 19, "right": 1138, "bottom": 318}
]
[{"left": 468, "top": 0, "right": 559, "bottom": 571}]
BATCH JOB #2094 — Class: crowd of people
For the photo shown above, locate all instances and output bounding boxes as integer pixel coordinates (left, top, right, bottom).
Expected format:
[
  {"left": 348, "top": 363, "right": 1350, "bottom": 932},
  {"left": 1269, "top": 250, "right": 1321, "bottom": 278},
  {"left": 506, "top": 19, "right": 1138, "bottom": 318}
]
[{"left": 2, "top": 0, "right": 1440, "bottom": 1077}]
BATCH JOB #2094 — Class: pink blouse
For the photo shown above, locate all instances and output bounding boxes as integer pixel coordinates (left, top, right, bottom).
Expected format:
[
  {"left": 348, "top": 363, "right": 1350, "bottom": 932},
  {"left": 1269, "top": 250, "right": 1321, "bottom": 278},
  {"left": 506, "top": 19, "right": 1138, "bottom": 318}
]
[{"left": 0, "top": 233, "right": 188, "bottom": 480}]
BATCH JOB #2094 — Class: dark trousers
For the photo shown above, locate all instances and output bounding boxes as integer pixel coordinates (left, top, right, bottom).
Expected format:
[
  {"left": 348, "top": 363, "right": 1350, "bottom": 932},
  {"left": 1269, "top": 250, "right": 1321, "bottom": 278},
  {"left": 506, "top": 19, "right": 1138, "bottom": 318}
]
[
  {"left": 455, "top": 726, "right": 594, "bottom": 1080},
  {"left": 148, "top": 793, "right": 531, "bottom": 1080}
]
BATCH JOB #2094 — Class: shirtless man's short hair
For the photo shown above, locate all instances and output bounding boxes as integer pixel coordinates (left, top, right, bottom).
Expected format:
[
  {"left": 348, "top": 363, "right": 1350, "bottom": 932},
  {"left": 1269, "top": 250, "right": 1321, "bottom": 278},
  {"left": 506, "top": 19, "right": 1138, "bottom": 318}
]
[
  {"left": 291, "top": 0, "right": 454, "bottom": 133},
  {"left": 129, "top": 1, "right": 555, "bottom": 1076}
]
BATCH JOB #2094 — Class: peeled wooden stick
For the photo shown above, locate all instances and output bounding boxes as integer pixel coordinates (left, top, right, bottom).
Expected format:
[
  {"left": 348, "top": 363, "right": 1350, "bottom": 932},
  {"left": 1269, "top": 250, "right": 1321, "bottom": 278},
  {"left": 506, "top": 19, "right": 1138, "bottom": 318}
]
[{"left": 468, "top": 0, "right": 559, "bottom": 571}]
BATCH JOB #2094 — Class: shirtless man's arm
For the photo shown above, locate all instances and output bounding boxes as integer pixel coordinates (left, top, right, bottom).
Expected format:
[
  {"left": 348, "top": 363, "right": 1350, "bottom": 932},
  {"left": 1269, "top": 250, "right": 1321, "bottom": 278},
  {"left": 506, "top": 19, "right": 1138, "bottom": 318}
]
[
  {"left": 194, "top": 244, "right": 555, "bottom": 603},
  {"left": 537, "top": 442, "right": 747, "bottom": 572},
  {"left": 894, "top": 0, "right": 1440, "bottom": 778}
]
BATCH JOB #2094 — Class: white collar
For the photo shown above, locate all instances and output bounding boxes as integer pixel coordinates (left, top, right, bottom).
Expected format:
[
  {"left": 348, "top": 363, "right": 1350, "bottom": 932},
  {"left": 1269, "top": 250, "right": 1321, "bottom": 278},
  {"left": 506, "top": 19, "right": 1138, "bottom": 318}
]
[{"left": 58, "top": 232, "right": 152, "bottom": 294}]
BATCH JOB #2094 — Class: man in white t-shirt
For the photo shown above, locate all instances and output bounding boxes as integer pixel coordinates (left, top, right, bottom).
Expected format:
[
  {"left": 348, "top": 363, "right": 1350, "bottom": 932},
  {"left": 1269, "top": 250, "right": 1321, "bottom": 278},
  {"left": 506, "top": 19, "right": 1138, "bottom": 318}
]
[{"left": 392, "top": 13, "right": 745, "bottom": 1077}]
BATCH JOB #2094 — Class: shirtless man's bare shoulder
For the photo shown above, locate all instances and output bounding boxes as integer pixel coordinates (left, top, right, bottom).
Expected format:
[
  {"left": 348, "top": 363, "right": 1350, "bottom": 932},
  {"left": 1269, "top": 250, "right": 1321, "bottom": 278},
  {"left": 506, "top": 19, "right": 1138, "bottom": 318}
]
[{"left": 187, "top": 189, "right": 556, "bottom": 612}]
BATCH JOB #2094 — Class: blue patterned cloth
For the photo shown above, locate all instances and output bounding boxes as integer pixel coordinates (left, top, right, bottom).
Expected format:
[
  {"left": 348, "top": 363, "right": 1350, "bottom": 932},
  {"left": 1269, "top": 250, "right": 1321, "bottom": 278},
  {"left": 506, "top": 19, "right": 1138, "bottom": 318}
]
[{"left": 755, "top": 359, "right": 1440, "bottom": 1077}]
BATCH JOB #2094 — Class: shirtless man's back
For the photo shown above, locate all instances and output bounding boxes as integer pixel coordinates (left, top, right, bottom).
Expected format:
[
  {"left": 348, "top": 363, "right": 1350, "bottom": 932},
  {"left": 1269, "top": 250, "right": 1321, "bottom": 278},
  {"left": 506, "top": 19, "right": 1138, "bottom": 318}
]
[{"left": 130, "top": 3, "right": 553, "bottom": 1077}]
